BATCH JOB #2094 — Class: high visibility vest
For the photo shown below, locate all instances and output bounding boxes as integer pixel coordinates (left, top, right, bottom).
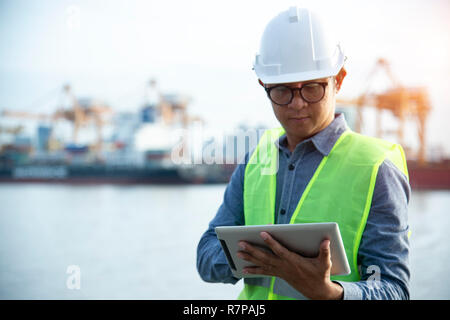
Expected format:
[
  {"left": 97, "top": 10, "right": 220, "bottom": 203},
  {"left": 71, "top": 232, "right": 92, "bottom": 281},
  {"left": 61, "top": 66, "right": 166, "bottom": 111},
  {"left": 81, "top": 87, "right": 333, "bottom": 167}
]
[{"left": 239, "top": 127, "right": 408, "bottom": 300}]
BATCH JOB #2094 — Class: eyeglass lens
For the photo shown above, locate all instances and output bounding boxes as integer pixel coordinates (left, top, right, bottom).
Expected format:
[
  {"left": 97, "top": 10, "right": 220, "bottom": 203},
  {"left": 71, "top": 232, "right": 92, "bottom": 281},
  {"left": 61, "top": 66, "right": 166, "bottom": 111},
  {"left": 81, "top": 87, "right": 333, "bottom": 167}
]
[{"left": 269, "top": 83, "right": 325, "bottom": 105}]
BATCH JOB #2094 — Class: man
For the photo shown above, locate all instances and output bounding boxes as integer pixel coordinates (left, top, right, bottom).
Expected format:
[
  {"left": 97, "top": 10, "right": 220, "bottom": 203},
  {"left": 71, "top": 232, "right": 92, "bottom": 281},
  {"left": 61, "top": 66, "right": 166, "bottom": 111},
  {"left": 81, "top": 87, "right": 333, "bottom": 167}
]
[{"left": 197, "top": 7, "right": 410, "bottom": 300}]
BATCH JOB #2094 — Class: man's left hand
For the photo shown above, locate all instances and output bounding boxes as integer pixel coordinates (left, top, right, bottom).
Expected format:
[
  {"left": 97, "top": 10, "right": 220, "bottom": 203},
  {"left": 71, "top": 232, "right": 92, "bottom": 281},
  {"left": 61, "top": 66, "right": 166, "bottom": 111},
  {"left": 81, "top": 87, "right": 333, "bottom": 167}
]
[{"left": 237, "top": 232, "right": 344, "bottom": 300}]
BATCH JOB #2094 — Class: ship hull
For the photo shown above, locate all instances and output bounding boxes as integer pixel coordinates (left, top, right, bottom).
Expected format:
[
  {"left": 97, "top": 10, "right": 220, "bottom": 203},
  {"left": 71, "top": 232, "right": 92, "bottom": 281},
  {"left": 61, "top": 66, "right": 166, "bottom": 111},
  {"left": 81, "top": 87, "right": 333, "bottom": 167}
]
[
  {"left": 0, "top": 164, "right": 233, "bottom": 185},
  {"left": 1, "top": 161, "right": 448, "bottom": 189},
  {"left": 407, "top": 160, "right": 450, "bottom": 190}
]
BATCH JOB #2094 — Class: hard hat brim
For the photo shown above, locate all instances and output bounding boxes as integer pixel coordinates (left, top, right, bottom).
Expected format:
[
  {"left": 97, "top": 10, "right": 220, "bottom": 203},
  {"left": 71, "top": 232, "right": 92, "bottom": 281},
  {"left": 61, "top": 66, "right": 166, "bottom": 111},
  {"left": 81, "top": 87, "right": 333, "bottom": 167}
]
[{"left": 257, "top": 65, "right": 342, "bottom": 85}]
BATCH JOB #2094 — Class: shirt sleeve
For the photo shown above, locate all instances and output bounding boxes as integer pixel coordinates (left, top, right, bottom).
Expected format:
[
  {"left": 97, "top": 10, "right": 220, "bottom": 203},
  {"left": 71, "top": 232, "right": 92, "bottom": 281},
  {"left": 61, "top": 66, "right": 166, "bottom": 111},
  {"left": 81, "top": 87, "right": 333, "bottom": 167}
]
[
  {"left": 196, "top": 154, "right": 248, "bottom": 284},
  {"left": 335, "top": 159, "right": 411, "bottom": 300}
]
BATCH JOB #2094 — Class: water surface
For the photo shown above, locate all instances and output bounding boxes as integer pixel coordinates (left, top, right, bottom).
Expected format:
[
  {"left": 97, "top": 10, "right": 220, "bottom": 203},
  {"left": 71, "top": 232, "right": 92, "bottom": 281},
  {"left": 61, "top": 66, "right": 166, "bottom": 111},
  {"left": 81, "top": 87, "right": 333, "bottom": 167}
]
[{"left": 0, "top": 184, "right": 448, "bottom": 299}]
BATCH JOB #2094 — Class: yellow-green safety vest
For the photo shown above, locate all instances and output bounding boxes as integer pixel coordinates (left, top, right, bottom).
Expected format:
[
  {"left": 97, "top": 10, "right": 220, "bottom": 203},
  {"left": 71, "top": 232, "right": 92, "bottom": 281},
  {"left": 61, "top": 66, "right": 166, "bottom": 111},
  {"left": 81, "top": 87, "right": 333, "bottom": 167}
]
[{"left": 239, "top": 127, "right": 409, "bottom": 300}]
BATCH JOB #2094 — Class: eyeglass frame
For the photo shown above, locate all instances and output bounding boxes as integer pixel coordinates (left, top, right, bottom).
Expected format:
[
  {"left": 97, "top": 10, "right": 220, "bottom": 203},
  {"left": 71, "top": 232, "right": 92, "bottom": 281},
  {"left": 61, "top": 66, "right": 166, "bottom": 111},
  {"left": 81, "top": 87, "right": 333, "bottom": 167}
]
[{"left": 264, "top": 82, "right": 329, "bottom": 106}]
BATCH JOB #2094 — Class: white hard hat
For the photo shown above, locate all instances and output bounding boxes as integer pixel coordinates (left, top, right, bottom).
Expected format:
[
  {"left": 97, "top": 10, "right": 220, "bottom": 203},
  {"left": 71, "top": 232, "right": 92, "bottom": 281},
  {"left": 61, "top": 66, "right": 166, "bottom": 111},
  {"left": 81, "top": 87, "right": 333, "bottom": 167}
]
[{"left": 253, "top": 7, "right": 345, "bottom": 84}]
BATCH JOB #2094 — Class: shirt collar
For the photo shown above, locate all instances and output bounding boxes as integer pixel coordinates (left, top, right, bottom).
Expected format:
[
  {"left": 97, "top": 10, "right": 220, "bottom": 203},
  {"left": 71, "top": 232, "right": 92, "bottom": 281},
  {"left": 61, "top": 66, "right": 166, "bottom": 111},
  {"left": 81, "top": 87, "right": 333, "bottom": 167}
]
[{"left": 275, "top": 113, "right": 349, "bottom": 156}]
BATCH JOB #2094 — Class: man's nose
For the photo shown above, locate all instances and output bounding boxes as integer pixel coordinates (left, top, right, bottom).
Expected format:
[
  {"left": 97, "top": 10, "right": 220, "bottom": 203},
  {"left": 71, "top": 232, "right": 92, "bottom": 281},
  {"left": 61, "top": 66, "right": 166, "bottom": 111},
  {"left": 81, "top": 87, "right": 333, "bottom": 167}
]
[{"left": 288, "top": 89, "right": 308, "bottom": 110}]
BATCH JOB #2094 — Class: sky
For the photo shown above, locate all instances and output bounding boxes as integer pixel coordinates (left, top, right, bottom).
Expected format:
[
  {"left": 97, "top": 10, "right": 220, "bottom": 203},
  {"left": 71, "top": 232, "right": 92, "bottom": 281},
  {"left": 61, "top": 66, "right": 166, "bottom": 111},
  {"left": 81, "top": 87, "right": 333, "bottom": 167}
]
[{"left": 0, "top": 0, "right": 449, "bottom": 157}]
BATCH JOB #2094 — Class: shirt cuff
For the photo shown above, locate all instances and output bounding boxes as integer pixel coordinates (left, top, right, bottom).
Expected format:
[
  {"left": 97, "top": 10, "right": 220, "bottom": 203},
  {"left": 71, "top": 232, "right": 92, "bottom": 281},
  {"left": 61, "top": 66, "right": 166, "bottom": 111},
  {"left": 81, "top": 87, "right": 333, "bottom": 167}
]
[{"left": 333, "top": 281, "right": 363, "bottom": 300}]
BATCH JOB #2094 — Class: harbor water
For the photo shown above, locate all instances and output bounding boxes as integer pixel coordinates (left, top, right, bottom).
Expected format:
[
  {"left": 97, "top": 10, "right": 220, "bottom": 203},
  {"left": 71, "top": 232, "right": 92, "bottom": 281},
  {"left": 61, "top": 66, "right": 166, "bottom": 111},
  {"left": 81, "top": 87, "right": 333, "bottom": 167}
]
[{"left": 0, "top": 183, "right": 449, "bottom": 300}]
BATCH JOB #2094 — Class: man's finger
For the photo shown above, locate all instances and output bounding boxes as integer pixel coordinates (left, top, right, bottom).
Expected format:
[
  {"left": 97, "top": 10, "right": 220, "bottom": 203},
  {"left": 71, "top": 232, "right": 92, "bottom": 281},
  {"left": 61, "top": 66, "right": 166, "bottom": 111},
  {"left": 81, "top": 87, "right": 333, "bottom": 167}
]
[
  {"left": 260, "top": 232, "right": 292, "bottom": 260},
  {"left": 238, "top": 241, "right": 275, "bottom": 266},
  {"left": 237, "top": 251, "right": 265, "bottom": 267},
  {"left": 318, "top": 239, "right": 331, "bottom": 267}
]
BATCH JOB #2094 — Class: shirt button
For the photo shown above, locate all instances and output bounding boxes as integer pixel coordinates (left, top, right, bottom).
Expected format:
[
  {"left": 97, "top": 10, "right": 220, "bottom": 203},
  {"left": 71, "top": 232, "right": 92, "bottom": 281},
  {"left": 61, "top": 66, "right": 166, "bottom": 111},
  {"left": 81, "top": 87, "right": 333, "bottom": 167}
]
[
  {"left": 288, "top": 164, "right": 295, "bottom": 171},
  {"left": 280, "top": 209, "right": 286, "bottom": 215}
]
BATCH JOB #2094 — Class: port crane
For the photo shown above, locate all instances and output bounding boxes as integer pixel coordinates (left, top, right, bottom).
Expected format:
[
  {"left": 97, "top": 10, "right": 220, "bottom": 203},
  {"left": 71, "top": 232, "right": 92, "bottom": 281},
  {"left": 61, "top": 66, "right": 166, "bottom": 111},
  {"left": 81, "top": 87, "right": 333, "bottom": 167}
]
[
  {"left": 144, "top": 79, "right": 204, "bottom": 159},
  {"left": 336, "top": 58, "right": 431, "bottom": 165},
  {"left": 1, "top": 84, "right": 112, "bottom": 152},
  {"left": 57, "top": 84, "right": 112, "bottom": 152}
]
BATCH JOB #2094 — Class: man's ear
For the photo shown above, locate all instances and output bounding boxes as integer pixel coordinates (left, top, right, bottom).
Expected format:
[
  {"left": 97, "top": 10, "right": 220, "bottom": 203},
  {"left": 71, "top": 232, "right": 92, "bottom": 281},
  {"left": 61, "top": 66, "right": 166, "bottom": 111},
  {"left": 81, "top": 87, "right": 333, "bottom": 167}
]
[
  {"left": 258, "top": 79, "right": 265, "bottom": 87},
  {"left": 335, "top": 67, "right": 347, "bottom": 92}
]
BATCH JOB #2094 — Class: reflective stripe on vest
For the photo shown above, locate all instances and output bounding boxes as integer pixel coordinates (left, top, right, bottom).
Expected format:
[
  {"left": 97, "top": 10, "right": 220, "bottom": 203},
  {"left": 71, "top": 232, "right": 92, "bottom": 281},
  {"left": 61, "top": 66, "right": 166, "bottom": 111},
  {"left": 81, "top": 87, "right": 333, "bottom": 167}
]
[{"left": 239, "top": 128, "right": 408, "bottom": 300}]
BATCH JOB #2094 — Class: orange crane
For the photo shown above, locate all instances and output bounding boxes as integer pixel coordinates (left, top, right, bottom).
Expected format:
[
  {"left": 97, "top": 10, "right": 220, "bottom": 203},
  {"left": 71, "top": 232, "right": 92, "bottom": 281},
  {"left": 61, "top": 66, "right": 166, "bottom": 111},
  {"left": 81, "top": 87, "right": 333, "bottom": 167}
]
[
  {"left": 336, "top": 58, "right": 431, "bottom": 165},
  {"left": 1, "top": 84, "right": 112, "bottom": 152},
  {"left": 144, "top": 79, "right": 204, "bottom": 159},
  {"left": 57, "top": 84, "right": 112, "bottom": 151}
]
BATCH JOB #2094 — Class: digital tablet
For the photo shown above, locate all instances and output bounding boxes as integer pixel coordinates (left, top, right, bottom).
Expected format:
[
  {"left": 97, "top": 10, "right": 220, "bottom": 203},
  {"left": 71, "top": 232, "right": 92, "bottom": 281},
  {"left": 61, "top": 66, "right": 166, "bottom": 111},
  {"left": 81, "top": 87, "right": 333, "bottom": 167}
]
[{"left": 215, "top": 222, "right": 350, "bottom": 278}]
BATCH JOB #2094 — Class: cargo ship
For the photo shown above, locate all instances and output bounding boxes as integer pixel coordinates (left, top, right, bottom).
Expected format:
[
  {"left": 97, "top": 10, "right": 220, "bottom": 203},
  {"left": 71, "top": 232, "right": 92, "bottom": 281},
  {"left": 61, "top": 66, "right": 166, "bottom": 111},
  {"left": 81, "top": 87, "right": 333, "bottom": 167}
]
[{"left": 0, "top": 80, "right": 241, "bottom": 185}]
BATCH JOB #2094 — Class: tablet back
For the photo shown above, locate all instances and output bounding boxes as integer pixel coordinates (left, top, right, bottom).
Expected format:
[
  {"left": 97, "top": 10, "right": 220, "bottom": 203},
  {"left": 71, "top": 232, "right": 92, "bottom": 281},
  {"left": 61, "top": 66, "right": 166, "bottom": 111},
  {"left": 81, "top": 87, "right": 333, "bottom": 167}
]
[{"left": 215, "top": 222, "right": 351, "bottom": 278}]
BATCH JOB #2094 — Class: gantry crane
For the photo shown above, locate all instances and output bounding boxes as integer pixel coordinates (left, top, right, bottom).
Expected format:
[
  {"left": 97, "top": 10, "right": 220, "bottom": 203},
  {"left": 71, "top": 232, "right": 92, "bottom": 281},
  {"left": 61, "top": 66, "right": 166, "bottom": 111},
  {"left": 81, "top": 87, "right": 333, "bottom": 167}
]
[
  {"left": 145, "top": 79, "right": 204, "bottom": 159},
  {"left": 57, "top": 84, "right": 112, "bottom": 151},
  {"left": 336, "top": 58, "right": 431, "bottom": 165},
  {"left": 1, "top": 84, "right": 112, "bottom": 152}
]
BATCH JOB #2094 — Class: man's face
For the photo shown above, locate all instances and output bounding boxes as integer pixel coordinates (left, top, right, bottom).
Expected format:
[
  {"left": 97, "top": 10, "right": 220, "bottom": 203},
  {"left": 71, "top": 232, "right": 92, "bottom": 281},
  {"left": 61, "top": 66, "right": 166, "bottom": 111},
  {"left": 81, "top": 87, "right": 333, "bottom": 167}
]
[{"left": 265, "top": 77, "right": 336, "bottom": 143}]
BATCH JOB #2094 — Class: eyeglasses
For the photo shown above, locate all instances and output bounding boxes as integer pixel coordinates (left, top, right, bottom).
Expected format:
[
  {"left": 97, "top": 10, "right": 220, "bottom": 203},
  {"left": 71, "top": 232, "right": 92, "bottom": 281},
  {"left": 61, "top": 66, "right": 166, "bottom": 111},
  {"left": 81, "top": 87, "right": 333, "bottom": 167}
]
[{"left": 264, "top": 82, "right": 328, "bottom": 105}]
